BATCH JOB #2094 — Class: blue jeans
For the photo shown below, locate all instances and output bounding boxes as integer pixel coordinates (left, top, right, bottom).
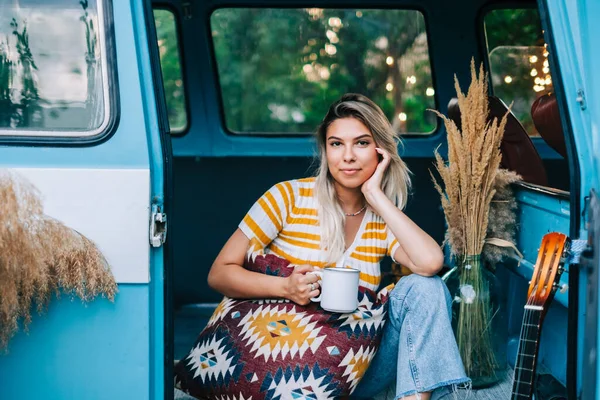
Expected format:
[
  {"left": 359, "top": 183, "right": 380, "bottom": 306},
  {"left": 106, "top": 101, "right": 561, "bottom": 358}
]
[{"left": 352, "top": 274, "right": 471, "bottom": 399}]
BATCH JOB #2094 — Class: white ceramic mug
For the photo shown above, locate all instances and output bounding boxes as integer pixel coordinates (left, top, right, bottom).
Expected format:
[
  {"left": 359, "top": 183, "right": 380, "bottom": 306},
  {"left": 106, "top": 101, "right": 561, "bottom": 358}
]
[{"left": 310, "top": 267, "right": 360, "bottom": 313}]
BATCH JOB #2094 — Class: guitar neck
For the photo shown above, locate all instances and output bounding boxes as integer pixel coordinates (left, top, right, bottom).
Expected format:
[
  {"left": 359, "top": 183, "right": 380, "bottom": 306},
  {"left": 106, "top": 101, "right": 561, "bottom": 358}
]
[{"left": 511, "top": 306, "right": 543, "bottom": 400}]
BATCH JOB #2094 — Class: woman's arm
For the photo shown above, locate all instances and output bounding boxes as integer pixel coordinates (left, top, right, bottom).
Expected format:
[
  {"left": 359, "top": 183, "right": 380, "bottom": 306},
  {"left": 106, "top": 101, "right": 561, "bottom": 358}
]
[
  {"left": 207, "top": 229, "right": 320, "bottom": 303},
  {"left": 366, "top": 196, "right": 443, "bottom": 276},
  {"left": 362, "top": 148, "right": 443, "bottom": 277}
]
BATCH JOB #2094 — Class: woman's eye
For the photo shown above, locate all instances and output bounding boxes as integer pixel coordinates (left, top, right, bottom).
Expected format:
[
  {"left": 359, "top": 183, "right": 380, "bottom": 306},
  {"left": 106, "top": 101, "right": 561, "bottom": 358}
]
[
  {"left": 329, "top": 141, "right": 341, "bottom": 147},
  {"left": 357, "top": 141, "right": 370, "bottom": 146}
]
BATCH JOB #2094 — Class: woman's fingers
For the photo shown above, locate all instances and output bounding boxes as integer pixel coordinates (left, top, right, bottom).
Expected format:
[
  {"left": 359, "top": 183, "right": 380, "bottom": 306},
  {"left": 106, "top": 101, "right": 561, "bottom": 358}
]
[
  {"left": 374, "top": 147, "right": 390, "bottom": 176},
  {"left": 293, "top": 264, "right": 313, "bottom": 274}
]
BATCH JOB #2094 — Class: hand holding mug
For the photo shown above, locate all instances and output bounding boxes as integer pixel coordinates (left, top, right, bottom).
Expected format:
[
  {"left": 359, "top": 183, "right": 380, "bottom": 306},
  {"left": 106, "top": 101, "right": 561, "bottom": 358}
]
[{"left": 284, "top": 264, "right": 321, "bottom": 305}]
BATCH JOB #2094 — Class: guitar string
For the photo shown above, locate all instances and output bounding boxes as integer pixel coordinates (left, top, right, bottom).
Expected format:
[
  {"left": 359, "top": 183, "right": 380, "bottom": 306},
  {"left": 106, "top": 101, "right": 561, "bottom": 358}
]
[
  {"left": 515, "top": 241, "right": 544, "bottom": 396},
  {"left": 514, "top": 287, "right": 537, "bottom": 396},
  {"left": 515, "top": 238, "right": 548, "bottom": 396}
]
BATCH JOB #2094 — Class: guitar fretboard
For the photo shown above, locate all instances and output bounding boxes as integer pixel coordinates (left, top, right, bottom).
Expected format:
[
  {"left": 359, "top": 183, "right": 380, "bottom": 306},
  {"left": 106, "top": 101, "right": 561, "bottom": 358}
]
[{"left": 511, "top": 306, "right": 543, "bottom": 399}]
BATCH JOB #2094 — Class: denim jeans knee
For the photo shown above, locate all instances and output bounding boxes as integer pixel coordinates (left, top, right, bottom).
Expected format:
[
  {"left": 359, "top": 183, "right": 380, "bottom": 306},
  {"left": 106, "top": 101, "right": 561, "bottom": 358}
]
[{"left": 352, "top": 274, "right": 470, "bottom": 399}]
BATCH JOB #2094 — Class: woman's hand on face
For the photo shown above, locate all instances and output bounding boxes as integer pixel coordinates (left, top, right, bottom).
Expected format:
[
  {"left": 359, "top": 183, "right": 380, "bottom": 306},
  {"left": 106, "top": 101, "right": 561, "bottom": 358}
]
[
  {"left": 284, "top": 264, "right": 321, "bottom": 305},
  {"left": 361, "top": 147, "right": 390, "bottom": 200}
]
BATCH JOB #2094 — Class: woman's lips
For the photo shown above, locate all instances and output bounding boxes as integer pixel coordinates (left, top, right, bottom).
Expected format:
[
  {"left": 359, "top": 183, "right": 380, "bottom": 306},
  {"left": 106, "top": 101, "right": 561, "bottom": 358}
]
[{"left": 340, "top": 169, "right": 360, "bottom": 176}]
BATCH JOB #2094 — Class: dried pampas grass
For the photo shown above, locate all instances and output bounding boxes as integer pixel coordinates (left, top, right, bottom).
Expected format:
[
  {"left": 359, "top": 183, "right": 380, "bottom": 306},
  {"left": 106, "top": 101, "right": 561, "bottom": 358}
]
[
  {"left": 0, "top": 171, "right": 117, "bottom": 350},
  {"left": 483, "top": 169, "right": 521, "bottom": 268}
]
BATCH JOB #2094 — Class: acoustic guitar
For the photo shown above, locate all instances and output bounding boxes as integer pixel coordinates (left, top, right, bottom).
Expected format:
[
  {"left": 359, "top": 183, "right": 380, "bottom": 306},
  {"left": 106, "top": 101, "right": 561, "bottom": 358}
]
[{"left": 511, "top": 232, "right": 570, "bottom": 400}]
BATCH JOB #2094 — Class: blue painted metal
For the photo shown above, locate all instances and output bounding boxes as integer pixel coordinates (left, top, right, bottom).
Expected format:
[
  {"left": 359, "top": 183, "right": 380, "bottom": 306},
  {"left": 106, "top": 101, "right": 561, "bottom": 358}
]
[
  {"left": 511, "top": 188, "right": 570, "bottom": 306},
  {"left": 495, "top": 186, "right": 570, "bottom": 386},
  {"left": 0, "top": 285, "right": 150, "bottom": 400},
  {"left": 545, "top": 0, "right": 600, "bottom": 396},
  {"left": 130, "top": 0, "right": 167, "bottom": 397},
  {"left": 0, "top": 0, "right": 166, "bottom": 398}
]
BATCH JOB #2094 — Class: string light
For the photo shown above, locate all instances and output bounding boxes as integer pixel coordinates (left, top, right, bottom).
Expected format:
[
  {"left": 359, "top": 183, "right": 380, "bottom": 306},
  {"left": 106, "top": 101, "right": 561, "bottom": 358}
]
[
  {"left": 504, "top": 76, "right": 513, "bottom": 84},
  {"left": 326, "top": 30, "right": 339, "bottom": 44},
  {"left": 426, "top": 87, "right": 435, "bottom": 96},
  {"left": 398, "top": 113, "right": 407, "bottom": 121},
  {"left": 386, "top": 56, "right": 394, "bottom": 65},
  {"left": 386, "top": 83, "right": 394, "bottom": 91},
  {"left": 328, "top": 17, "right": 342, "bottom": 28}
]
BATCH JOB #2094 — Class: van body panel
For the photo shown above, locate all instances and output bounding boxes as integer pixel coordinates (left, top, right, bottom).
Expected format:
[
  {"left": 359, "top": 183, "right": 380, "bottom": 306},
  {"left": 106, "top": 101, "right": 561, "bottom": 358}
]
[
  {"left": 130, "top": 0, "right": 170, "bottom": 397},
  {"left": 545, "top": 0, "right": 600, "bottom": 397},
  {"left": 0, "top": 0, "right": 167, "bottom": 398},
  {"left": 513, "top": 185, "right": 570, "bottom": 306},
  {"left": 574, "top": 0, "right": 600, "bottom": 397},
  {"left": 0, "top": 285, "right": 150, "bottom": 399},
  {"left": 13, "top": 168, "right": 151, "bottom": 283}
]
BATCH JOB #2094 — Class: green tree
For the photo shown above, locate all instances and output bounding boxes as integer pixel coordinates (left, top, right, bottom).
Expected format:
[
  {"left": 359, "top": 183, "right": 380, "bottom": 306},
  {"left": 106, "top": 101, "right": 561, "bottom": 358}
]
[
  {"left": 154, "top": 9, "right": 187, "bottom": 132},
  {"left": 210, "top": 8, "right": 436, "bottom": 134}
]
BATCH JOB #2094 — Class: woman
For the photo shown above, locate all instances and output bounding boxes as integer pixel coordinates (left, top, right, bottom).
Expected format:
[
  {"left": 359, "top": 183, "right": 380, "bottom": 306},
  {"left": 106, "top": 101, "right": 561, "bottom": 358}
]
[{"left": 208, "top": 93, "right": 470, "bottom": 399}]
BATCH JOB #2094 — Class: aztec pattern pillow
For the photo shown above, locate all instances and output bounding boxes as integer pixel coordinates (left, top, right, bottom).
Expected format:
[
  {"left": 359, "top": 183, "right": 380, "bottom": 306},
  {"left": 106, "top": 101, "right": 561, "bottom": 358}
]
[{"left": 174, "top": 254, "right": 391, "bottom": 400}]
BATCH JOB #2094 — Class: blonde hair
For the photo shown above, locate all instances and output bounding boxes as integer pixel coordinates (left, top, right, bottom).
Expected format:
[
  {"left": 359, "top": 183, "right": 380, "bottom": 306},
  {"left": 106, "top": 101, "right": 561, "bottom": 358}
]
[{"left": 314, "top": 93, "right": 412, "bottom": 264}]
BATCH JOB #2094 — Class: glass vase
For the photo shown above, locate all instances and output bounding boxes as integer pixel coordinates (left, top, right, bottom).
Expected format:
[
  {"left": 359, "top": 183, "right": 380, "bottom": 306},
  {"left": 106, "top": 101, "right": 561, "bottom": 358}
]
[{"left": 442, "top": 254, "right": 507, "bottom": 388}]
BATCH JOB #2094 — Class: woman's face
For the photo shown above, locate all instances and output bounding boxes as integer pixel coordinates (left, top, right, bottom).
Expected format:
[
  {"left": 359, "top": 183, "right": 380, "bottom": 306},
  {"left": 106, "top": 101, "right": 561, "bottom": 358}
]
[{"left": 325, "top": 117, "right": 379, "bottom": 191}]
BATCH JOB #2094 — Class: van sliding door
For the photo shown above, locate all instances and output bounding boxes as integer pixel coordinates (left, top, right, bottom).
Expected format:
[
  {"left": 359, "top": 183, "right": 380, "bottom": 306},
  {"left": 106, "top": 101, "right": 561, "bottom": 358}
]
[
  {"left": 0, "top": 0, "right": 169, "bottom": 399},
  {"left": 582, "top": 191, "right": 600, "bottom": 399},
  {"left": 541, "top": 0, "right": 600, "bottom": 399}
]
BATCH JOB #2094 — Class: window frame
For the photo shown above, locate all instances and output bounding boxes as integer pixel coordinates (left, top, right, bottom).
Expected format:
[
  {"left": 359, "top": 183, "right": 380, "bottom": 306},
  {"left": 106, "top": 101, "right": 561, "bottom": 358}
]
[
  {"left": 0, "top": 0, "right": 120, "bottom": 145},
  {"left": 207, "top": 6, "right": 439, "bottom": 138},
  {"left": 479, "top": 4, "right": 564, "bottom": 160},
  {"left": 477, "top": 3, "right": 562, "bottom": 160}
]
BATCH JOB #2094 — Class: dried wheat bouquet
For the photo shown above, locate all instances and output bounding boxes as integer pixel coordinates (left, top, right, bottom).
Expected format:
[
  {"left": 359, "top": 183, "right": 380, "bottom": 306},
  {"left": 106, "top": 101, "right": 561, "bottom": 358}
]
[
  {"left": 0, "top": 171, "right": 117, "bottom": 350},
  {"left": 430, "top": 59, "right": 509, "bottom": 260},
  {"left": 429, "top": 59, "right": 512, "bottom": 380}
]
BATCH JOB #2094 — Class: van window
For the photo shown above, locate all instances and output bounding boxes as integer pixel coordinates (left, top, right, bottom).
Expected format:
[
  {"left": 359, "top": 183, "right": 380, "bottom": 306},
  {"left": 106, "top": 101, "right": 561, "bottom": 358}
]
[
  {"left": 0, "top": 0, "right": 110, "bottom": 137},
  {"left": 210, "top": 8, "right": 436, "bottom": 135},
  {"left": 484, "top": 9, "right": 550, "bottom": 136},
  {"left": 154, "top": 8, "right": 187, "bottom": 133}
]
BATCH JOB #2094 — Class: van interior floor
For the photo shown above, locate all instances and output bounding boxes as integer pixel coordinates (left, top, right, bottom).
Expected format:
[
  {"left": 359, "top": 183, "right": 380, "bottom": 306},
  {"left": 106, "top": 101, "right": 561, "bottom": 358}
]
[{"left": 174, "top": 305, "right": 564, "bottom": 399}]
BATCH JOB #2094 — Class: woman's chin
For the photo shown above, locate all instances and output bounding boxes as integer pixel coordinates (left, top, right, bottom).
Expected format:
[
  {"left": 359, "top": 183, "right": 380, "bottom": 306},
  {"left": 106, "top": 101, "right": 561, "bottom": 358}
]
[{"left": 334, "top": 176, "right": 365, "bottom": 190}]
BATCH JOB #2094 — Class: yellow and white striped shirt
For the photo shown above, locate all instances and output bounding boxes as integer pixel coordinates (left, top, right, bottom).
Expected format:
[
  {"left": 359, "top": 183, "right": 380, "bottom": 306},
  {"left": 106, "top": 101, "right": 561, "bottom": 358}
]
[{"left": 239, "top": 178, "right": 400, "bottom": 291}]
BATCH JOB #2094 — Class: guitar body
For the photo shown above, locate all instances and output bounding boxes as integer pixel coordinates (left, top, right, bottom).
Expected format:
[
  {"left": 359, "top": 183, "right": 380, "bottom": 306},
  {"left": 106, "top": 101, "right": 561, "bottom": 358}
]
[{"left": 511, "top": 232, "right": 570, "bottom": 400}]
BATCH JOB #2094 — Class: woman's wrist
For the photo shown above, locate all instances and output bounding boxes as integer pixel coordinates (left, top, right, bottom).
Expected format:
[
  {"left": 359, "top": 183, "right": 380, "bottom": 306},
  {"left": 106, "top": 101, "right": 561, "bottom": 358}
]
[
  {"left": 365, "top": 189, "right": 393, "bottom": 214},
  {"left": 274, "top": 276, "right": 290, "bottom": 300}
]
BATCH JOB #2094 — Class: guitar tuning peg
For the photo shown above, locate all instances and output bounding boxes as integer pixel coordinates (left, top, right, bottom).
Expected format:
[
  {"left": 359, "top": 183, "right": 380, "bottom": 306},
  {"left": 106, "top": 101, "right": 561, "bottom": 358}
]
[{"left": 559, "top": 283, "right": 568, "bottom": 294}]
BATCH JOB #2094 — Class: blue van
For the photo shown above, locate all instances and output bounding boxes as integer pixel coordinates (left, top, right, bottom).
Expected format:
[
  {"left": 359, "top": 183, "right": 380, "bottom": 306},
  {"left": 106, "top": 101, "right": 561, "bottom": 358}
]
[{"left": 0, "top": 0, "right": 598, "bottom": 399}]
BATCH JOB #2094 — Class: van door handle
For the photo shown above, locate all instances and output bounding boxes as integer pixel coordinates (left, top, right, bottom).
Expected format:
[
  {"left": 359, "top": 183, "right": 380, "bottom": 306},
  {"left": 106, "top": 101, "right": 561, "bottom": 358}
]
[{"left": 150, "top": 204, "right": 167, "bottom": 247}]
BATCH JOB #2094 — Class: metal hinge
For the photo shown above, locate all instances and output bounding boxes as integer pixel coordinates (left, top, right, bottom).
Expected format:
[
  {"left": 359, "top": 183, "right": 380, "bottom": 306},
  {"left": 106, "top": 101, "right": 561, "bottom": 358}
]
[
  {"left": 150, "top": 204, "right": 167, "bottom": 247},
  {"left": 576, "top": 88, "right": 587, "bottom": 110},
  {"left": 182, "top": 1, "right": 193, "bottom": 20}
]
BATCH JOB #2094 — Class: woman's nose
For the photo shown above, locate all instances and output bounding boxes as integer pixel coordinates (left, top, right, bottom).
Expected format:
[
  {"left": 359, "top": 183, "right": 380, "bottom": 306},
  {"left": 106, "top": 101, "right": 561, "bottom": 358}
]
[{"left": 343, "top": 147, "right": 355, "bottom": 162}]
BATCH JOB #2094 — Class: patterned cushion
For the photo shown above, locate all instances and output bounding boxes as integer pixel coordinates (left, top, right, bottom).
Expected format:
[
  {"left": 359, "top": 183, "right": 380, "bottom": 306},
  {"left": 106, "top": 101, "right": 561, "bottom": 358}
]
[{"left": 174, "top": 254, "right": 391, "bottom": 400}]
